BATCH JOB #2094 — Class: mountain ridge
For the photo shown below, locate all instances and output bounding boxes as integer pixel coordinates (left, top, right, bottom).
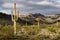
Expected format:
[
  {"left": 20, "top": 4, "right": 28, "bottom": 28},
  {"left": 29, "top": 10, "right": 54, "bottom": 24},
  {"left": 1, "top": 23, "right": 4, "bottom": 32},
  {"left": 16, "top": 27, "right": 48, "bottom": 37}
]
[{"left": 0, "top": 12, "right": 60, "bottom": 25}]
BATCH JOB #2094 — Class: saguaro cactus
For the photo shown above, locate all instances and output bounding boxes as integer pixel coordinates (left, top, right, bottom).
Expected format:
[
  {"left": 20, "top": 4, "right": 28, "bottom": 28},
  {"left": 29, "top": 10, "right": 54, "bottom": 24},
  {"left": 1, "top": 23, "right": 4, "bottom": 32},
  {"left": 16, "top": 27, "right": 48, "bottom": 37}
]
[
  {"left": 36, "top": 18, "right": 40, "bottom": 28},
  {"left": 11, "top": 3, "right": 19, "bottom": 35},
  {"left": 26, "top": 19, "right": 28, "bottom": 27}
]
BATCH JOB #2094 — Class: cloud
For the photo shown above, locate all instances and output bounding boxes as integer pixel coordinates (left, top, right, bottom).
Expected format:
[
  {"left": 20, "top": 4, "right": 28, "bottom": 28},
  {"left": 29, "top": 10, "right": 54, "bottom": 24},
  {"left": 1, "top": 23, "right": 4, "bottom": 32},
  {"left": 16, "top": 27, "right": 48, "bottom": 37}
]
[
  {"left": 0, "top": 0, "right": 60, "bottom": 15},
  {"left": 28, "top": 0, "right": 60, "bottom": 8},
  {"left": 51, "top": 0, "right": 60, "bottom": 3},
  {"left": 2, "top": 3, "right": 24, "bottom": 9},
  {"left": 28, "top": 1, "right": 53, "bottom": 5},
  {"left": 0, "top": 10, "right": 11, "bottom": 14},
  {"left": 35, "top": 1, "right": 53, "bottom": 5}
]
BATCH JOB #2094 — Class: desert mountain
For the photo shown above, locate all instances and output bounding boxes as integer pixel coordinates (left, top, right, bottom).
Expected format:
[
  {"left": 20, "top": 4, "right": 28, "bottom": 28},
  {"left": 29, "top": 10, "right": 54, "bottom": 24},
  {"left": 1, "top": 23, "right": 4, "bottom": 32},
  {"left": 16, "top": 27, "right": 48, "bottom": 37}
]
[{"left": 0, "top": 12, "right": 60, "bottom": 25}]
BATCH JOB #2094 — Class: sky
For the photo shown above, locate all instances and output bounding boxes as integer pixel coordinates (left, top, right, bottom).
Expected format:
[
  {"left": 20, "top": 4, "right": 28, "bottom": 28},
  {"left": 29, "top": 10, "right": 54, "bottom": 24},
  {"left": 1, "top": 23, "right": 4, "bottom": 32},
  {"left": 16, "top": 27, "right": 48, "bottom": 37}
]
[{"left": 0, "top": 0, "right": 60, "bottom": 15}]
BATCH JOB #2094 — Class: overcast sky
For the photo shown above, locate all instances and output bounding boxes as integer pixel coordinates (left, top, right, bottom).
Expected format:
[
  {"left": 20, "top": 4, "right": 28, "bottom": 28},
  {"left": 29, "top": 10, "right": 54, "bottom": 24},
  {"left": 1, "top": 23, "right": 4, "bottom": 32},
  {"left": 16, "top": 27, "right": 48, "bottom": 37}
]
[{"left": 0, "top": 0, "right": 60, "bottom": 15}]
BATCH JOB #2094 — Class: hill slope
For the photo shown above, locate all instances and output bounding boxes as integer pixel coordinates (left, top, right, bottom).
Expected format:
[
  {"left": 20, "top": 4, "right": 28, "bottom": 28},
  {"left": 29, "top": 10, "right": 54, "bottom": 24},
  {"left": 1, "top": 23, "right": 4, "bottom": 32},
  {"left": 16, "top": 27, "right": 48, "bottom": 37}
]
[{"left": 0, "top": 12, "right": 60, "bottom": 25}]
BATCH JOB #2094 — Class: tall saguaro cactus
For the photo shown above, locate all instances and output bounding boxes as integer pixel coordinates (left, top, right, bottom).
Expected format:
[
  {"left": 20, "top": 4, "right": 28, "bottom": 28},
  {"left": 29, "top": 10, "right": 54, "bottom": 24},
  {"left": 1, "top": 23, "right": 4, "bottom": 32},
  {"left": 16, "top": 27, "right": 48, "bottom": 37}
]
[
  {"left": 11, "top": 3, "right": 19, "bottom": 35},
  {"left": 36, "top": 18, "right": 40, "bottom": 28}
]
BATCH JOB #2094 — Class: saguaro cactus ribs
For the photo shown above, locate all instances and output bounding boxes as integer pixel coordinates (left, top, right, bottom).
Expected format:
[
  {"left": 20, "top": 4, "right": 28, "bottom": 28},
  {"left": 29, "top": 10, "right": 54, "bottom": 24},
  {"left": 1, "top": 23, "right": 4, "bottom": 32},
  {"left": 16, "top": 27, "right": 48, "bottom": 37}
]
[{"left": 11, "top": 3, "right": 19, "bottom": 35}]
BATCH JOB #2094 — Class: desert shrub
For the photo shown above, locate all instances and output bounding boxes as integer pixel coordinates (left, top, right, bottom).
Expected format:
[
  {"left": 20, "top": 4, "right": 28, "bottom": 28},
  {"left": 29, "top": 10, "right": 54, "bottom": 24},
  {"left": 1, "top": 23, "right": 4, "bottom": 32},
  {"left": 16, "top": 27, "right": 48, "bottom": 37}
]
[
  {"left": 0, "top": 23, "right": 60, "bottom": 40},
  {"left": 47, "top": 27, "right": 56, "bottom": 33},
  {"left": 39, "top": 23, "right": 48, "bottom": 28}
]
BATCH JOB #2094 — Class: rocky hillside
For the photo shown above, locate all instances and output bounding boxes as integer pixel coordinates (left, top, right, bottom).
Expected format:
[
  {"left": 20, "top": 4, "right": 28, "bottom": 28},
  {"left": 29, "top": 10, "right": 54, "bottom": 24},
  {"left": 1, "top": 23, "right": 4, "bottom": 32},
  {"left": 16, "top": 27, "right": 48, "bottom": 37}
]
[{"left": 0, "top": 12, "right": 60, "bottom": 25}]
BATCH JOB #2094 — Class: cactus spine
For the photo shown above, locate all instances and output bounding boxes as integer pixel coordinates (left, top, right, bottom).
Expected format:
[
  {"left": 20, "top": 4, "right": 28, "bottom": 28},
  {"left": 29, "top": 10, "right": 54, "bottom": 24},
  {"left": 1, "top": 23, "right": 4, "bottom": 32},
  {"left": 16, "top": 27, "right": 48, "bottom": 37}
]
[{"left": 11, "top": 3, "right": 19, "bottom": 35}]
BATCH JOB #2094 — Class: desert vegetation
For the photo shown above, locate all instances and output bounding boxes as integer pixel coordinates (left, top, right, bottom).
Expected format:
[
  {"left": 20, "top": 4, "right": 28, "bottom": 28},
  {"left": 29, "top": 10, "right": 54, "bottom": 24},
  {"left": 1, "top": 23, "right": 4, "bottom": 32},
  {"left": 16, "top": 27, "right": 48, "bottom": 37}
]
[
  {"left": 0, "top": 12, "right": 60, "bottom": 40},
  {"left": 0, "top": 22, "right": 60, "bottom": 40}
]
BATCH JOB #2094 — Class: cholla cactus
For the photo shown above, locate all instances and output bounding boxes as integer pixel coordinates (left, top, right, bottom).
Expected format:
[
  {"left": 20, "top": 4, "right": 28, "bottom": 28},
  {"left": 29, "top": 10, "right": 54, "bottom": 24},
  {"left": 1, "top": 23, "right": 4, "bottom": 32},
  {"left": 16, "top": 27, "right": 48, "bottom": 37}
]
[{"left": 11, "top": 3, "right": 19, "bottom": 35}]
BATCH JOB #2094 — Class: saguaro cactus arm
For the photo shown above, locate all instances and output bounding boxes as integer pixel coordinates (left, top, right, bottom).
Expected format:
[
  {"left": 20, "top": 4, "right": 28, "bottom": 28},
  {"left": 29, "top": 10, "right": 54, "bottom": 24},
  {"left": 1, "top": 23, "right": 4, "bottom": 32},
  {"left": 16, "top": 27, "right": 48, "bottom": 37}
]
[
  {"left": 11, "top": 11, "right": 14, "bottom": 22},
  {"left": 15, "top": 11, "right": 19, "bottom": 21},
  {"left": 17, "top": 11, "right": 19, "bottom": 17}
]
